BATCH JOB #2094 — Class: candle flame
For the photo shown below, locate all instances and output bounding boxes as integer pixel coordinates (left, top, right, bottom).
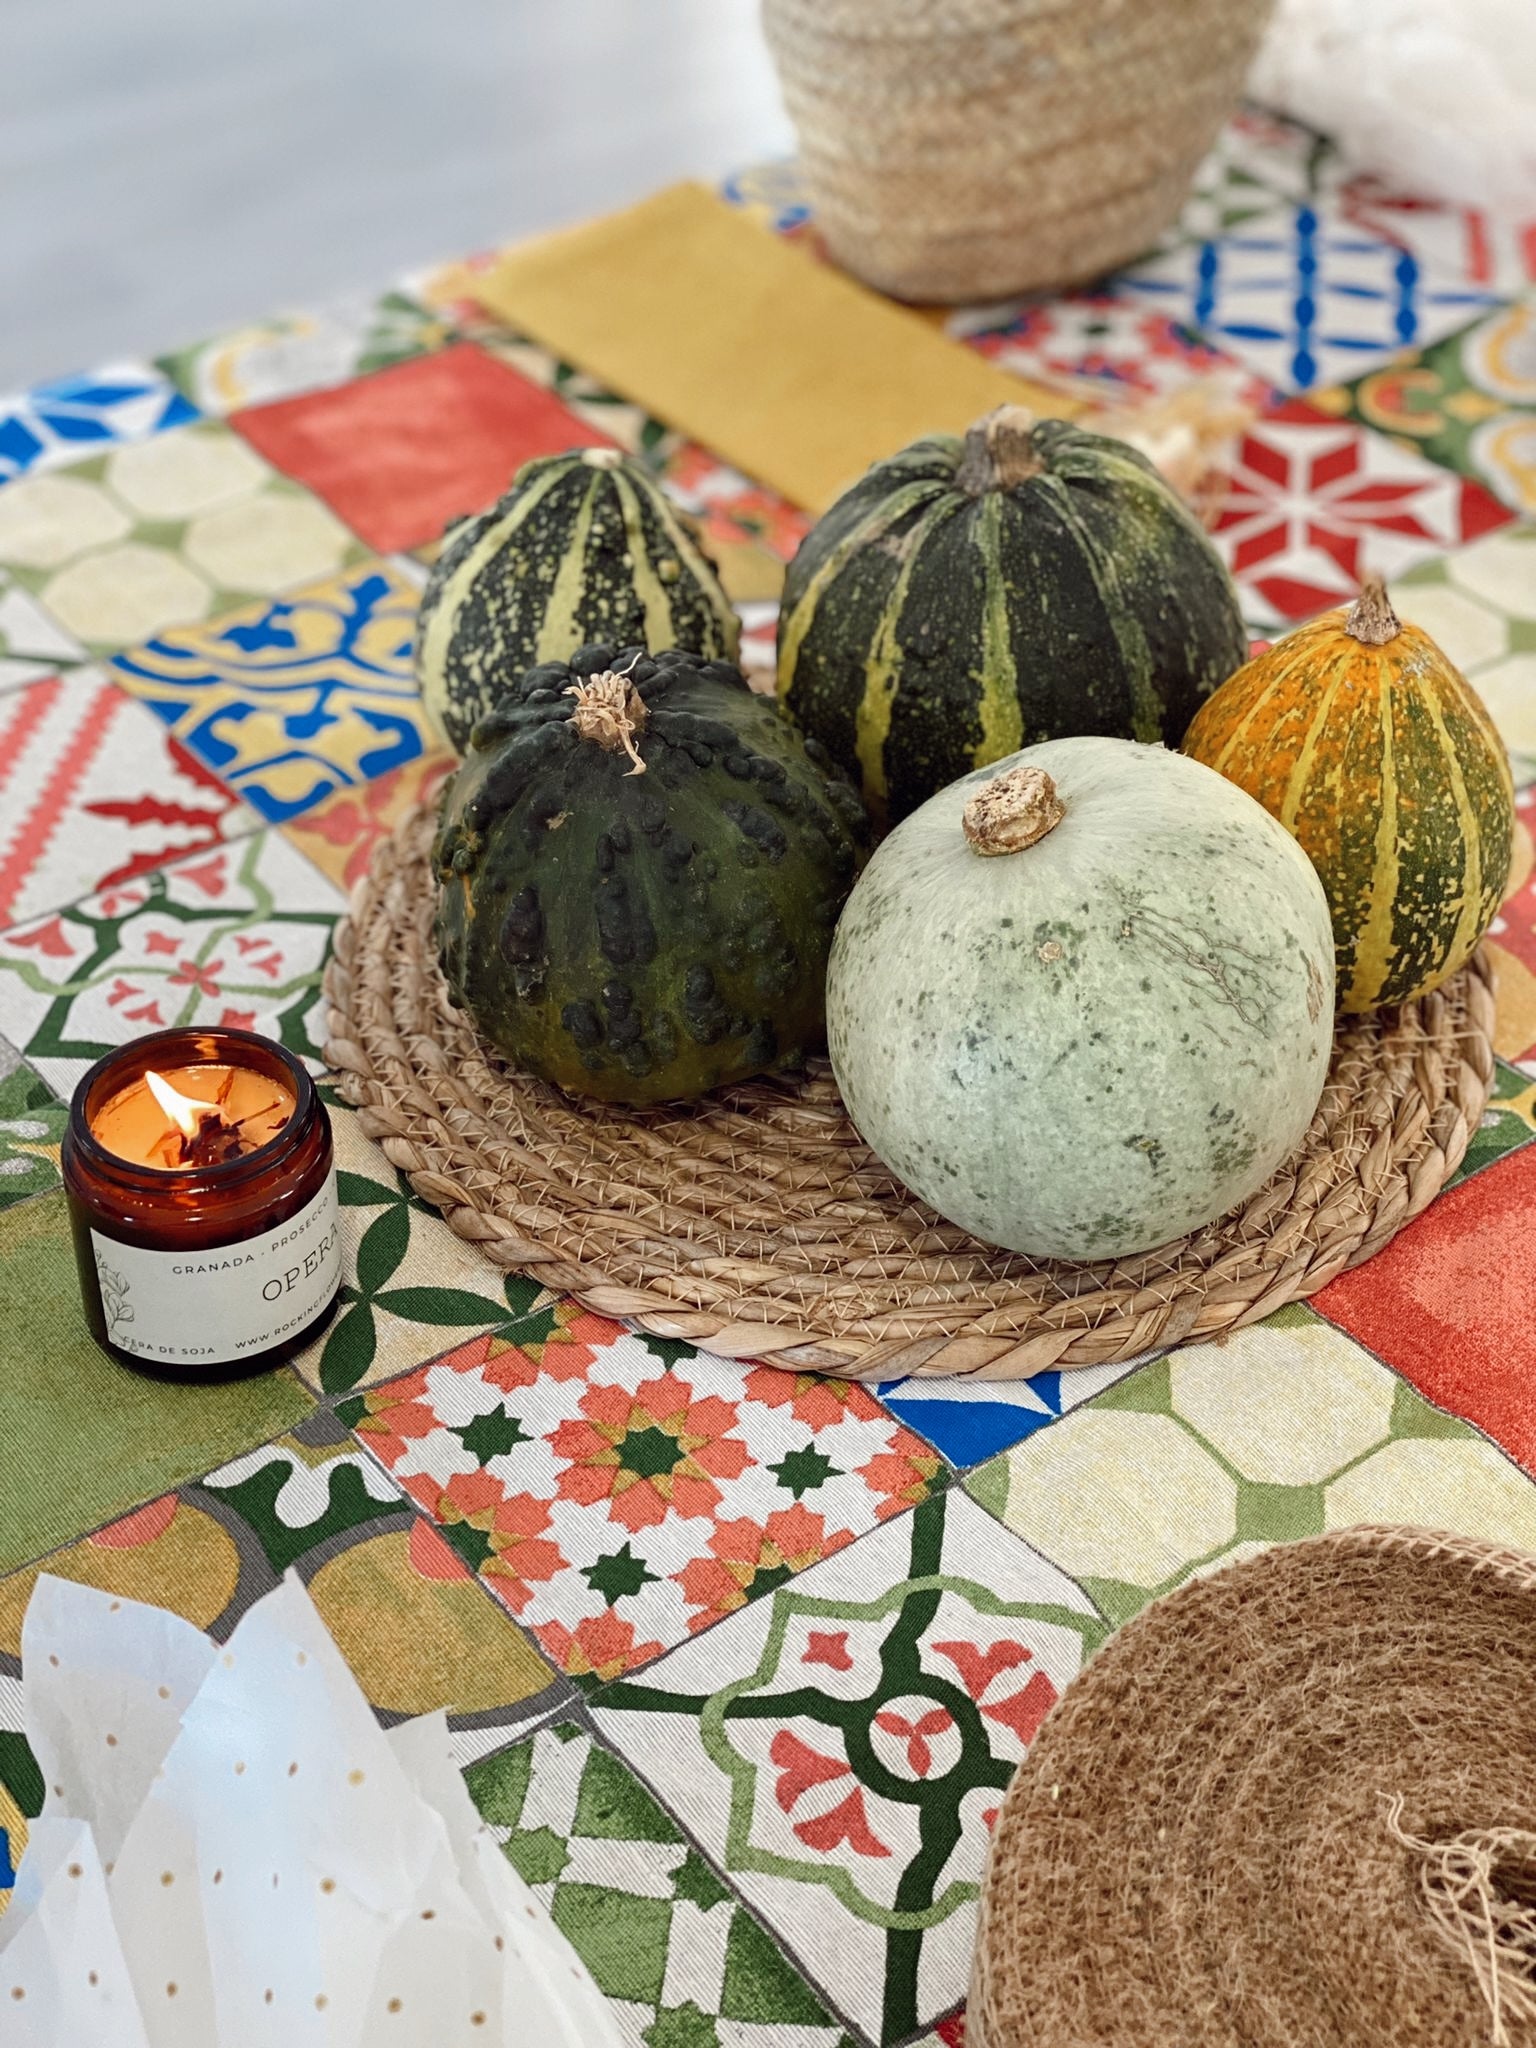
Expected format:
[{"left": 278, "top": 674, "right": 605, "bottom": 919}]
[{"left": 144, "top": 1068, "right": 223, "bottom": 1140}]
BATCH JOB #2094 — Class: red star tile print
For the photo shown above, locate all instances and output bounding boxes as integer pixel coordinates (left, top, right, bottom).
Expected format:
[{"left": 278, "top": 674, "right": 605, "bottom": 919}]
[{"left": 1213, "top": 398, "right": 1514, "bottom": 621}]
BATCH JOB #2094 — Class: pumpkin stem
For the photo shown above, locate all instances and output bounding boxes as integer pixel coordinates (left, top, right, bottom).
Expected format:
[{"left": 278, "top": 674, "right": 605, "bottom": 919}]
[
  {"left": 955, "top": 405, "right": 1045, "bottom": 496},
  {"left": 963, "top": 765, "right": 1064, "bottom": 857},
  {"left": 565, "top": 671, "right": 648, "bottom": 776},
  {"left": 1345, "top": 576, "right": 1401, "bottom": 647}
]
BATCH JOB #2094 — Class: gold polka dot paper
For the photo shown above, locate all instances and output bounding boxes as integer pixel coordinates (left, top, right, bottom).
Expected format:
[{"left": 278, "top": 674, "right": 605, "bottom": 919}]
[{"left": 2, "top": 1575, "right": 626, "bottom": 2043}]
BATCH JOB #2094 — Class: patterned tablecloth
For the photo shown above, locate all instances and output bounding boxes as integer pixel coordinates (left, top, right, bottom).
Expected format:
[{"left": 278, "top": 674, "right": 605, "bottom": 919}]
[{"left": 3, "top": 106, "right": 1536, "bottom": 2048}]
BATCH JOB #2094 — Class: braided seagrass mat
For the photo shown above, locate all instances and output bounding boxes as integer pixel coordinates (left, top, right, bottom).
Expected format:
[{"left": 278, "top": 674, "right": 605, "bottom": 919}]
[
  {"left": 969, "top": 1527, "right": 1536, "bottom": 2048},
  {"left": 323, "top": 803, "right": 1496, "bottom": 1380}
]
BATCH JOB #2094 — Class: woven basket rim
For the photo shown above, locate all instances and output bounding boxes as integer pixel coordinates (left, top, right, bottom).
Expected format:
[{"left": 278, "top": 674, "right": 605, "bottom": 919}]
[
  {"left": 323, "top": 803, "right": 1496, "bottom": 1381},
  {"left": 968, "top": 1524, "right": 1536, "bottom": 2048},
  {"left": 763, "top": 0, "right": 1256, "bottom": 44}
]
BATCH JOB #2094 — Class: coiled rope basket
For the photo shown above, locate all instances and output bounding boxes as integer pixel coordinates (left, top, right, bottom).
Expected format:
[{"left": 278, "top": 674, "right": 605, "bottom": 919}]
[{"left": 761, "top": 0, "right": 1277, "bottom": 301}]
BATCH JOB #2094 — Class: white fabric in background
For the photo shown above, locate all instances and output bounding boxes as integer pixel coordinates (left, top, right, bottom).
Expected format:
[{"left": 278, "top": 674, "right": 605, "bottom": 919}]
[{"left": 1250, "top": 0, "right": 1536, "bottom": 213}]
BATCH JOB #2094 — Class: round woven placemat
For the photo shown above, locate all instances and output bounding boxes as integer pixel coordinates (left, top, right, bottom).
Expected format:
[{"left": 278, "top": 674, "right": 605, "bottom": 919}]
[
  {"left": 969, "top": 1527, "right": 1536, "bottom": 2048},
  {"left": 322, "top": 805, "right": 1496, "bottom": 1380}
]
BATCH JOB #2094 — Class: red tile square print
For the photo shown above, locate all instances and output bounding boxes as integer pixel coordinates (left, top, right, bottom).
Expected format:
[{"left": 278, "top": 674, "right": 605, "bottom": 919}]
[
  {"left": 232, "top": 343, "right": 615, "bottom": 553},
  {"left": 1316, "top": 1146, "right": 1536, "bottom": 1472}
]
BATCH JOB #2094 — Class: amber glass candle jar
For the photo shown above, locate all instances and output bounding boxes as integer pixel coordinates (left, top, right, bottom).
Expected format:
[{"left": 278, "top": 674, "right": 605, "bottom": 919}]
[{"left": 62, "top": 1028, "right": 338, "bottom": 1383}]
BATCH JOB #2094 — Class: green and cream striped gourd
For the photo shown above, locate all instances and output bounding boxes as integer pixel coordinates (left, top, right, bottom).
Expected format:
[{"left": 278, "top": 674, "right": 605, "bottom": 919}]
[
  {"left": 416, "top": 447, "right": 740, "bottom": 752},
  {"left": 778, "top": 405, "right": 1248, "bottom": 824}
]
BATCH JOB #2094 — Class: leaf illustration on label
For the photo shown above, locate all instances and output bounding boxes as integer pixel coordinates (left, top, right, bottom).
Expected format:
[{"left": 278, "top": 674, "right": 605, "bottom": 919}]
[
  {"left": 87, "top": 1169, "right": 339, "bottom": 1366},
  {"left": 96, "top": 1256, "right": 136, "bottom": 1335}
]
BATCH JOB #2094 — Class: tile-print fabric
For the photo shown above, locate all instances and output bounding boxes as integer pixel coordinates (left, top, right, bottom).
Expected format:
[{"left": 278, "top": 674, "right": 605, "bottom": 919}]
[
  {"left": 1117, "top": 204, "right": 1502, "bottom": 393},
  {"left": 231, "top": 341, "right": 618, "bottom": 555},
  {"left": 0, "top": 422, "right": 361, "bottom": 654},
  {"left": 0, "top": 364, "right": 196, "bottom": 483},
  {"left": 157, "top": 290, "right": 454, "bottom": 416},
  {"left": 0, "top": 830, "right": 341, "bottom": 1095},
  {"left": 1395, "top": 524, "right": 1536, "bottom": 786},
  {"left": 6, "top": 99, "right": 1536, "bottom": 2048},
  {"left": 343, "top": 1326, "right": 940, "bottom": 1680},
  {"left": 1315, "top": 298, "right": 1536, "bottom": 517},
  {"left": 1211, "top": 397, "right": 1512, "bottom": 621},
  {"left": 110, "top": 558, "right": 427, "bottom": 824},
  {"left": 0, "top": 668, "right": 259, "bottom": 927}
]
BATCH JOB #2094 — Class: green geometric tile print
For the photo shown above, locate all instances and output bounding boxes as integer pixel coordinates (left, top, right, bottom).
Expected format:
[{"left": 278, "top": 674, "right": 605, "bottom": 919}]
[
  {"left": 304, "top": 1086, "right": 554, "bottom": 1395},
  {"left": 593, "top": 1489, "right": 1105, "bottom": 2043},
  {"left": 200, "top": 1422, "right": 411, "bottom": 1574},
  {"left": 967, "top": 1305, "right": 1536, "bottom": 1630},
  {"left": 1159, "top": 107, "right": 1334, "bottom": 247},
  {"left": 157, "top": 292, "right": 453, "bottom": 410},
  {"left": 1059, "top": 1335, "right": 1480, "bottom": 1626},
  {"left": 0, "top": 424, "right": 365, "bottom": 656},
  {"left": 695, "top": 1507, "right": 1096, "bottom": 1919},
  {"left": 1453, "top": 1059, "right": 1536, "bottom": 1186},
  {"left": 0, "top": 1058, "right": 66, "bottom": 1211},
  {"left": 467, "top": 1722, "right": 858, "bottom": 2047},
  {"left": 1319, "top": 302, "right": 1536, "bottom": 517}
]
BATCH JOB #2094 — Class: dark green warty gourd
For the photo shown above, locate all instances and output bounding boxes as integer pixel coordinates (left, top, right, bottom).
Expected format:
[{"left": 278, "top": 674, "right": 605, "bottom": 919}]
[
  {"left": 434, "top": 644, "right": 871, "bottom": 1105},
  {"left": 777, "top": 403, "right": 1249, "bottom": 825},
  {"left": 417, "top": 446, "right": 740, "bottom": 753}
]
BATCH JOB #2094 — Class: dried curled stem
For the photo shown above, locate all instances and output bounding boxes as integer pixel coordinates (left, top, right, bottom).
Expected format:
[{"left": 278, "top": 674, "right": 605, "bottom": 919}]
[
  {"left": 963, "top": 765, "right": 1065, "bottom": 856},
  {"left": 1384, "top": 1794, "right": 1536, "bottom": 2046},
  {"left": 1345, "top": 576, "right": 1402, "bottom": 647},
  {"left": 565, "top": 671, "right": 648, "bottom": 776},
  {"left": 955, "top": 404, "right": 1045, "bottom": 495}
]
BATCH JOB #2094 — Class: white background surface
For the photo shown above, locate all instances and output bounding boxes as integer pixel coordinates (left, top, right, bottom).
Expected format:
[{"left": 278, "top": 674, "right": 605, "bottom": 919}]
[{"left": 3, "top": 0, "right": 794, "bottom": 387}]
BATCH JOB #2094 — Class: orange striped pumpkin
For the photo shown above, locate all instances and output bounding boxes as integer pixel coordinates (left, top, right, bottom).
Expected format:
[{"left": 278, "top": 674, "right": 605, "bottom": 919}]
[{"left": 1182, "top": 580, "right": 1513, "bottom": 1011}]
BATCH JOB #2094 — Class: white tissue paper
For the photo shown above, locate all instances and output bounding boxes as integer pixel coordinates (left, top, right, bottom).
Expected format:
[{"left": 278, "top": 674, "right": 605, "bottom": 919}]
[
  {"left": 0, "top": 1573, "right": 626, "bottom": 2048},
  {"left": 1250, "top": 0, "right": 1536, "bottom": 216}
]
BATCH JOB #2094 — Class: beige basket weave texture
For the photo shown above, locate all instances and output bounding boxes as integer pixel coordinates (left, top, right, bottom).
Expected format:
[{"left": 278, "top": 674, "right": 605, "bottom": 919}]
[
  {"left": 761, "top": 0, "right": 1277, "bottom": 301},
  {"left": 323, "top": 805, "right": 1495, "bottom": 1383},
  {"left": 969, "top": 1527, "right": 1536, "bottom": 2047}
]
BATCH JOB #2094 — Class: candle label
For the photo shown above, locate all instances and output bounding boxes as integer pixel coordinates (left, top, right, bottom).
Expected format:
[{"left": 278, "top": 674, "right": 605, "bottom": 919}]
[{"left": 90, "top": 1169, "right": 340, "bottom": 1366}]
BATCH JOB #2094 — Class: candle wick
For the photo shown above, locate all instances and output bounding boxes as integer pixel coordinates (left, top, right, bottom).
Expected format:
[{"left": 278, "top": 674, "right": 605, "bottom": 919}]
[{"left": 234, "top": 1098, "right": 284, "bottom": 1128}]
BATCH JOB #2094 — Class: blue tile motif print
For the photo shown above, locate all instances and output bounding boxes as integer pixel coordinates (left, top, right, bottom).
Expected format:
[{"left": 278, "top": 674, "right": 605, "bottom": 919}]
[
  {"left": 879, "top": 1359, "right": 1150, "bottom": 1467},
  {"left": 109, "top": 562, "right": 428, "bottom": 825},
  {"left": 720, "top": 158, "right": 813, "bottom": 234},
  {"left": 1117, "top": 204, "right": 1501, "bottom": 393},
  {"left": 0, "top": 366, "right": 199, "bottom": 481}
]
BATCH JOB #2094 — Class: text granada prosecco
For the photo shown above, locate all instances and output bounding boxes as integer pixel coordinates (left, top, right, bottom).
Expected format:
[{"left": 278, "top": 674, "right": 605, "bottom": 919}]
[{"left": 170, "top": 1210, "right": 337, "bottom": 1281}]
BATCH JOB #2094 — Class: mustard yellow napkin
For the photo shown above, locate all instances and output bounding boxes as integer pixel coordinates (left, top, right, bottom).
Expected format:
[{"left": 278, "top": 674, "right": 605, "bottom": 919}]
[{"left": 474, "top": 183, "right": 1075, "bottom": 515}]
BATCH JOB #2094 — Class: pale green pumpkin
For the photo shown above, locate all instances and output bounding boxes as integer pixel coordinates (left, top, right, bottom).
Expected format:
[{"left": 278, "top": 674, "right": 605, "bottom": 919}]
[{"left": 826, "top": 736, "right": 1336, "bottom": 1260}]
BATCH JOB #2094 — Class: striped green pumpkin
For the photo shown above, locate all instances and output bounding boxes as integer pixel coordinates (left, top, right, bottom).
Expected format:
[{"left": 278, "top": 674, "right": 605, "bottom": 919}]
[
  {"left": 416, "top": 447, "right": 740, "bottom": 752},
  {"left": 778, "top": 406, "right": 1248, "bottom": 824},
  {"left": 1183, "top": 580, "right": 1515, "bottom": 1010}
]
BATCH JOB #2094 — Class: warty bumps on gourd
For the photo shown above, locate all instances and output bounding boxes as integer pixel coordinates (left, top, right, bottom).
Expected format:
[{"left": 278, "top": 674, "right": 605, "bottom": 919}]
[{"left": 434, "top": 644, "right": 871, "bottom": 1106}]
